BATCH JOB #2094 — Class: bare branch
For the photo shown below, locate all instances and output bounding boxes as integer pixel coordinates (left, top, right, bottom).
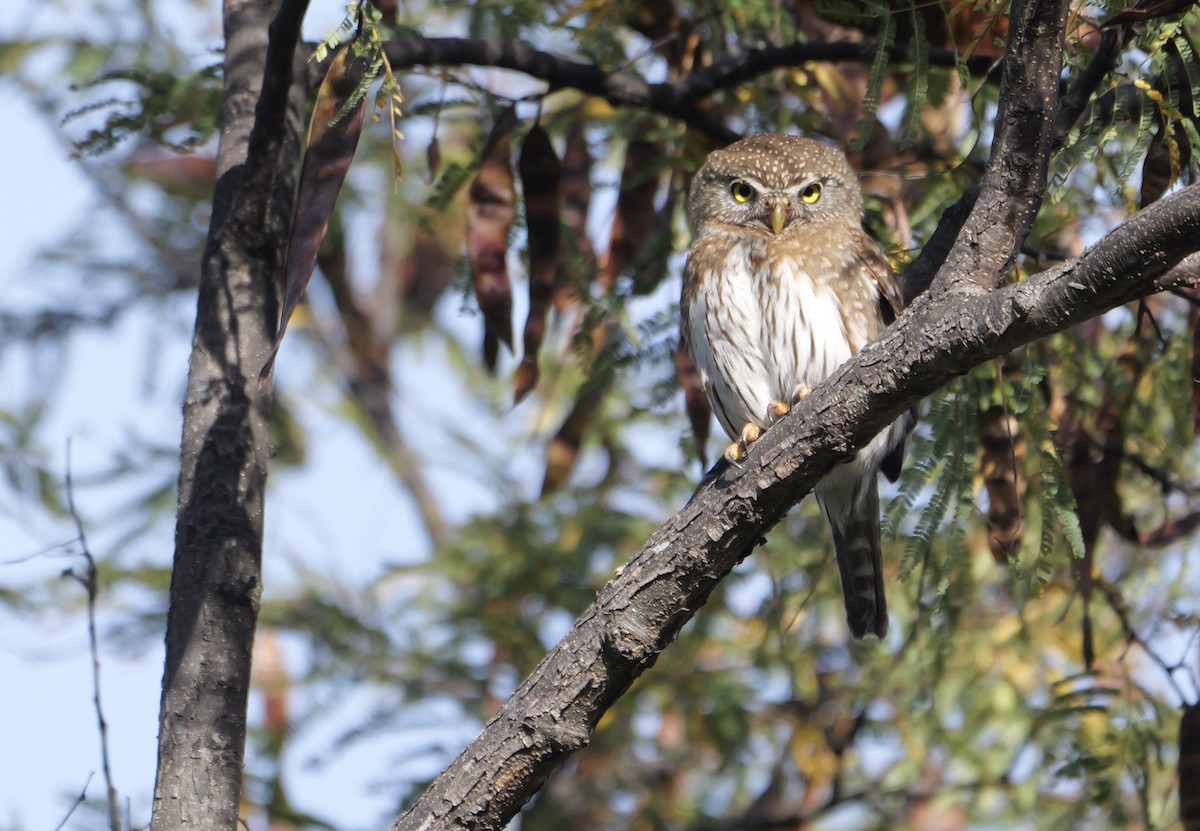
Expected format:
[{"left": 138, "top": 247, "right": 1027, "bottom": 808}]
[
  {"left": 64, "top": 442, "right": 120, "bottom": 831},
  {"left": 1053, "top": 27, "right": 1126, "bottom": 146},
  {"left": 907, "top": 13, "right": 1129, "bottom": 301},
  {"left": 52, "top": 773, "right": 95, "bottom": 831},
  {"left": 1095, "top": 578, "right": 1190, "bottom": 704},
  {"left": 928, "top": 0, "right": 1068, "bottom": 295},
  {"left": 383, "top": 37, "right": 999, "bottom": 146}
]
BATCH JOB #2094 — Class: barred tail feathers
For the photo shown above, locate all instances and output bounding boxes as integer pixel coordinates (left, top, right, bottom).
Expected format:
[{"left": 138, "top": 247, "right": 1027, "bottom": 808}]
[{"left": 817, "top": 475, "right": 887, "bottom": 639}]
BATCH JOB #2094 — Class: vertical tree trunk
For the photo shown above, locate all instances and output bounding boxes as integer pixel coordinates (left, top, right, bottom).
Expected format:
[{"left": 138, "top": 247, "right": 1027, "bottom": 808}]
[{"left": 150, "top": 0, "right": 307, "bottom": 827}]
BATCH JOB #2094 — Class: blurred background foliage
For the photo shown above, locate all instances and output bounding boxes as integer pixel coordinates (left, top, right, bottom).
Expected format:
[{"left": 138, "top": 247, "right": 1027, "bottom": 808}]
[{"left": 3, "top": 0, "right": 1200, "bottom": 828}]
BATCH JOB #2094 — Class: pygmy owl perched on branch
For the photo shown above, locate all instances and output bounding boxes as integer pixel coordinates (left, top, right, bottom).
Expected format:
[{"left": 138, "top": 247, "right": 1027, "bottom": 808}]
[{"left": 680, "top": 134, "right": 912, "bottom": 639}]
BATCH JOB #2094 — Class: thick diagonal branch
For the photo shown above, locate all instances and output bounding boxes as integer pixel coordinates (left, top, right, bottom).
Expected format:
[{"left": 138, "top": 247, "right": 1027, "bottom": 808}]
[{"left": 389, "top": 181, "right": 1200, "bottom": 831}]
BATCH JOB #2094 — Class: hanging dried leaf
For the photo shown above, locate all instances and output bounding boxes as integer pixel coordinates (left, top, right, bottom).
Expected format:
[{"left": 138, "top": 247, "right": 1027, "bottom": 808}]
[
  {"left": 467, "top": 105, "right": 518, "bottom": 372},
  {"left": 556, "top": 123, "right": 594, "bottom": 310},
  {"left": 514, "top": 123, "right": 562, "bottom": 403},
  {"left": 675, "top": 344, "right": 710, "bottom": 469},
  {"left": 600, "top": 140, "right": 660, "bottom": 290},
  {"left": 261, "top": 43, "right": 371, "bottom": 378}
]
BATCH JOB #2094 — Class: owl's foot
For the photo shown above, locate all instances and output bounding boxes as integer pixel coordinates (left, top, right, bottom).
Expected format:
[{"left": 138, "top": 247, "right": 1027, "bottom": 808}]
[
  {"left": 723, "top": 422, "right": 763, "bottom": 464},
  {"left": 767, "top": 383, "right": 813, "bottom": 422}
]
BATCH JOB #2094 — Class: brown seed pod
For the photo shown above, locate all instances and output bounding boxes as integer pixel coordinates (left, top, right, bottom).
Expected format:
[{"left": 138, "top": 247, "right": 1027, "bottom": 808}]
[
  {"left": 467, "top": 106, "right": 518, "bottom": 372},
  {"left": 514, "top": 123, "right": 562, "bottom": 403}
]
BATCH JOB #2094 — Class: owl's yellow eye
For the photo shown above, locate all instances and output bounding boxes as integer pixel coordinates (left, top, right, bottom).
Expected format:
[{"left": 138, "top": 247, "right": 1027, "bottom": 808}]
[
  {"left": 800, "top": 182, "right": 822, "bottom": 204},
  {"left": 729, "top": 180, "right": 755, "bottom": 203}
]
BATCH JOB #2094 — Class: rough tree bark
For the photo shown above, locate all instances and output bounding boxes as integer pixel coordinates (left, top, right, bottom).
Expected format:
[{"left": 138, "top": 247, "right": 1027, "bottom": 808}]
[{"left": 149, "top": 0, "right": 308, "bottom": 827}]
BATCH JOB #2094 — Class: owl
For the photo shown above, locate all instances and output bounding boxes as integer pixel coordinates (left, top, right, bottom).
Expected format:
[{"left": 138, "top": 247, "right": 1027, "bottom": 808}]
[{"left": 680, "top": 134, "right": 911, "bottom": 639}]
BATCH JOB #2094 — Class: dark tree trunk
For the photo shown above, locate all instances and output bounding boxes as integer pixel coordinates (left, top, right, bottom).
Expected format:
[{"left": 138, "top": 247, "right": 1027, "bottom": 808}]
[{"left": 150, "top": 0, "right": 308, "bottom": 827}]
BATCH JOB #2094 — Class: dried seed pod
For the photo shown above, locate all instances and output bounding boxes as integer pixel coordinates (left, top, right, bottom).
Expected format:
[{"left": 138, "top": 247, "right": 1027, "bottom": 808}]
[
  {"left": 1192, "top": 302, "right": 1200, "bottom": 435},
  {"left": 514, "top": 123, "right": 562, "bottom": 403},
  {"left": 426, "top": 134, "right": 442, "bottom": 180},
  {"left": 978, "top": 356, "right": 1025, "bottom": 565},
  {"left": 555, "top": 123, "right": 594, "bottom": 309},
  {"left": 262, "top": 43, "right": 371, "bottom": 378},
  {"left": 542, "top": 322, "right": 618, "bottom": 496},
  {"left": 467, "top": 106, "right": 518, "bottom": 372},
  {"left": 600, "top": 140, "right": 660, "bottom": 290},
  {"left": 676, "top": 344, "right": 711, "bottom": 469}
]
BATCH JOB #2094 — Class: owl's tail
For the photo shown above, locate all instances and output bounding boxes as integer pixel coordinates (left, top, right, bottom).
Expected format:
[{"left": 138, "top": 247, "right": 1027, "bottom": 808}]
[{"left": 817, "top": 476, "right": 887, "bottom": 639}]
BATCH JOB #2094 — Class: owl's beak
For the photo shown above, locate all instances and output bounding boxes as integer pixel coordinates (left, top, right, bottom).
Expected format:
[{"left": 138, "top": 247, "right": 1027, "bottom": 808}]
[{"left": 768, "top": 199, "right": 789, "bottom": 234}]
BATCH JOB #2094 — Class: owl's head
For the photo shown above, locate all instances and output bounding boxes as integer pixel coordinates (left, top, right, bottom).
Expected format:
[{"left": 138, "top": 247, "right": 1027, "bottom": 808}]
[{"left": 687, "top": 134, "right": 863, "bottom": 236}]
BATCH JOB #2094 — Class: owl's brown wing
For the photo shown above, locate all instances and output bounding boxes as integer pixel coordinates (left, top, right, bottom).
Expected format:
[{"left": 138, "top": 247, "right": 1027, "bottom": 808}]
[
  {"left": 852, "top": 227, "right": 905, "bottom": 322},
  {"left": 852, "top": 228, "right": 912, "bottom": 483}
]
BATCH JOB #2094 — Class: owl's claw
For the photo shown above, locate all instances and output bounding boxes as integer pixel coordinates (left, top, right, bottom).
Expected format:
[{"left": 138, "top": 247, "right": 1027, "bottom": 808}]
[
  {"left": 768, "top": 383, "right": 812, "bottom": 423},
  {"left": 724, "top": 422, "right": 763, "bottom": 464}
]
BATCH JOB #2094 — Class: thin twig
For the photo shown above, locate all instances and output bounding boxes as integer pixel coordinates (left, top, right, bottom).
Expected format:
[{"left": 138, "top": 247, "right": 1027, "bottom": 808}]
[
  {"left": 64, "top": 440, "right": 121, "bottom": 831},
  {"left": 1094, "top": 577, "right": 1190, "bottom": 704},
  {"left": 52, "top": 772, "right": 95, "bottom": 831}
]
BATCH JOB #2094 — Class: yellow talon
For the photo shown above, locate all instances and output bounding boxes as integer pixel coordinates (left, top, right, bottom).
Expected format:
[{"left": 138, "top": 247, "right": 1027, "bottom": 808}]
[
  {"left": 723, "top": 442, "right": 745, "bottom": 464},
  {"left": 768, "top": 384, "right": 811, "bottom": 423},
  {"left": 723, "top": 422, "right": 763, "bottom": 464}
]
